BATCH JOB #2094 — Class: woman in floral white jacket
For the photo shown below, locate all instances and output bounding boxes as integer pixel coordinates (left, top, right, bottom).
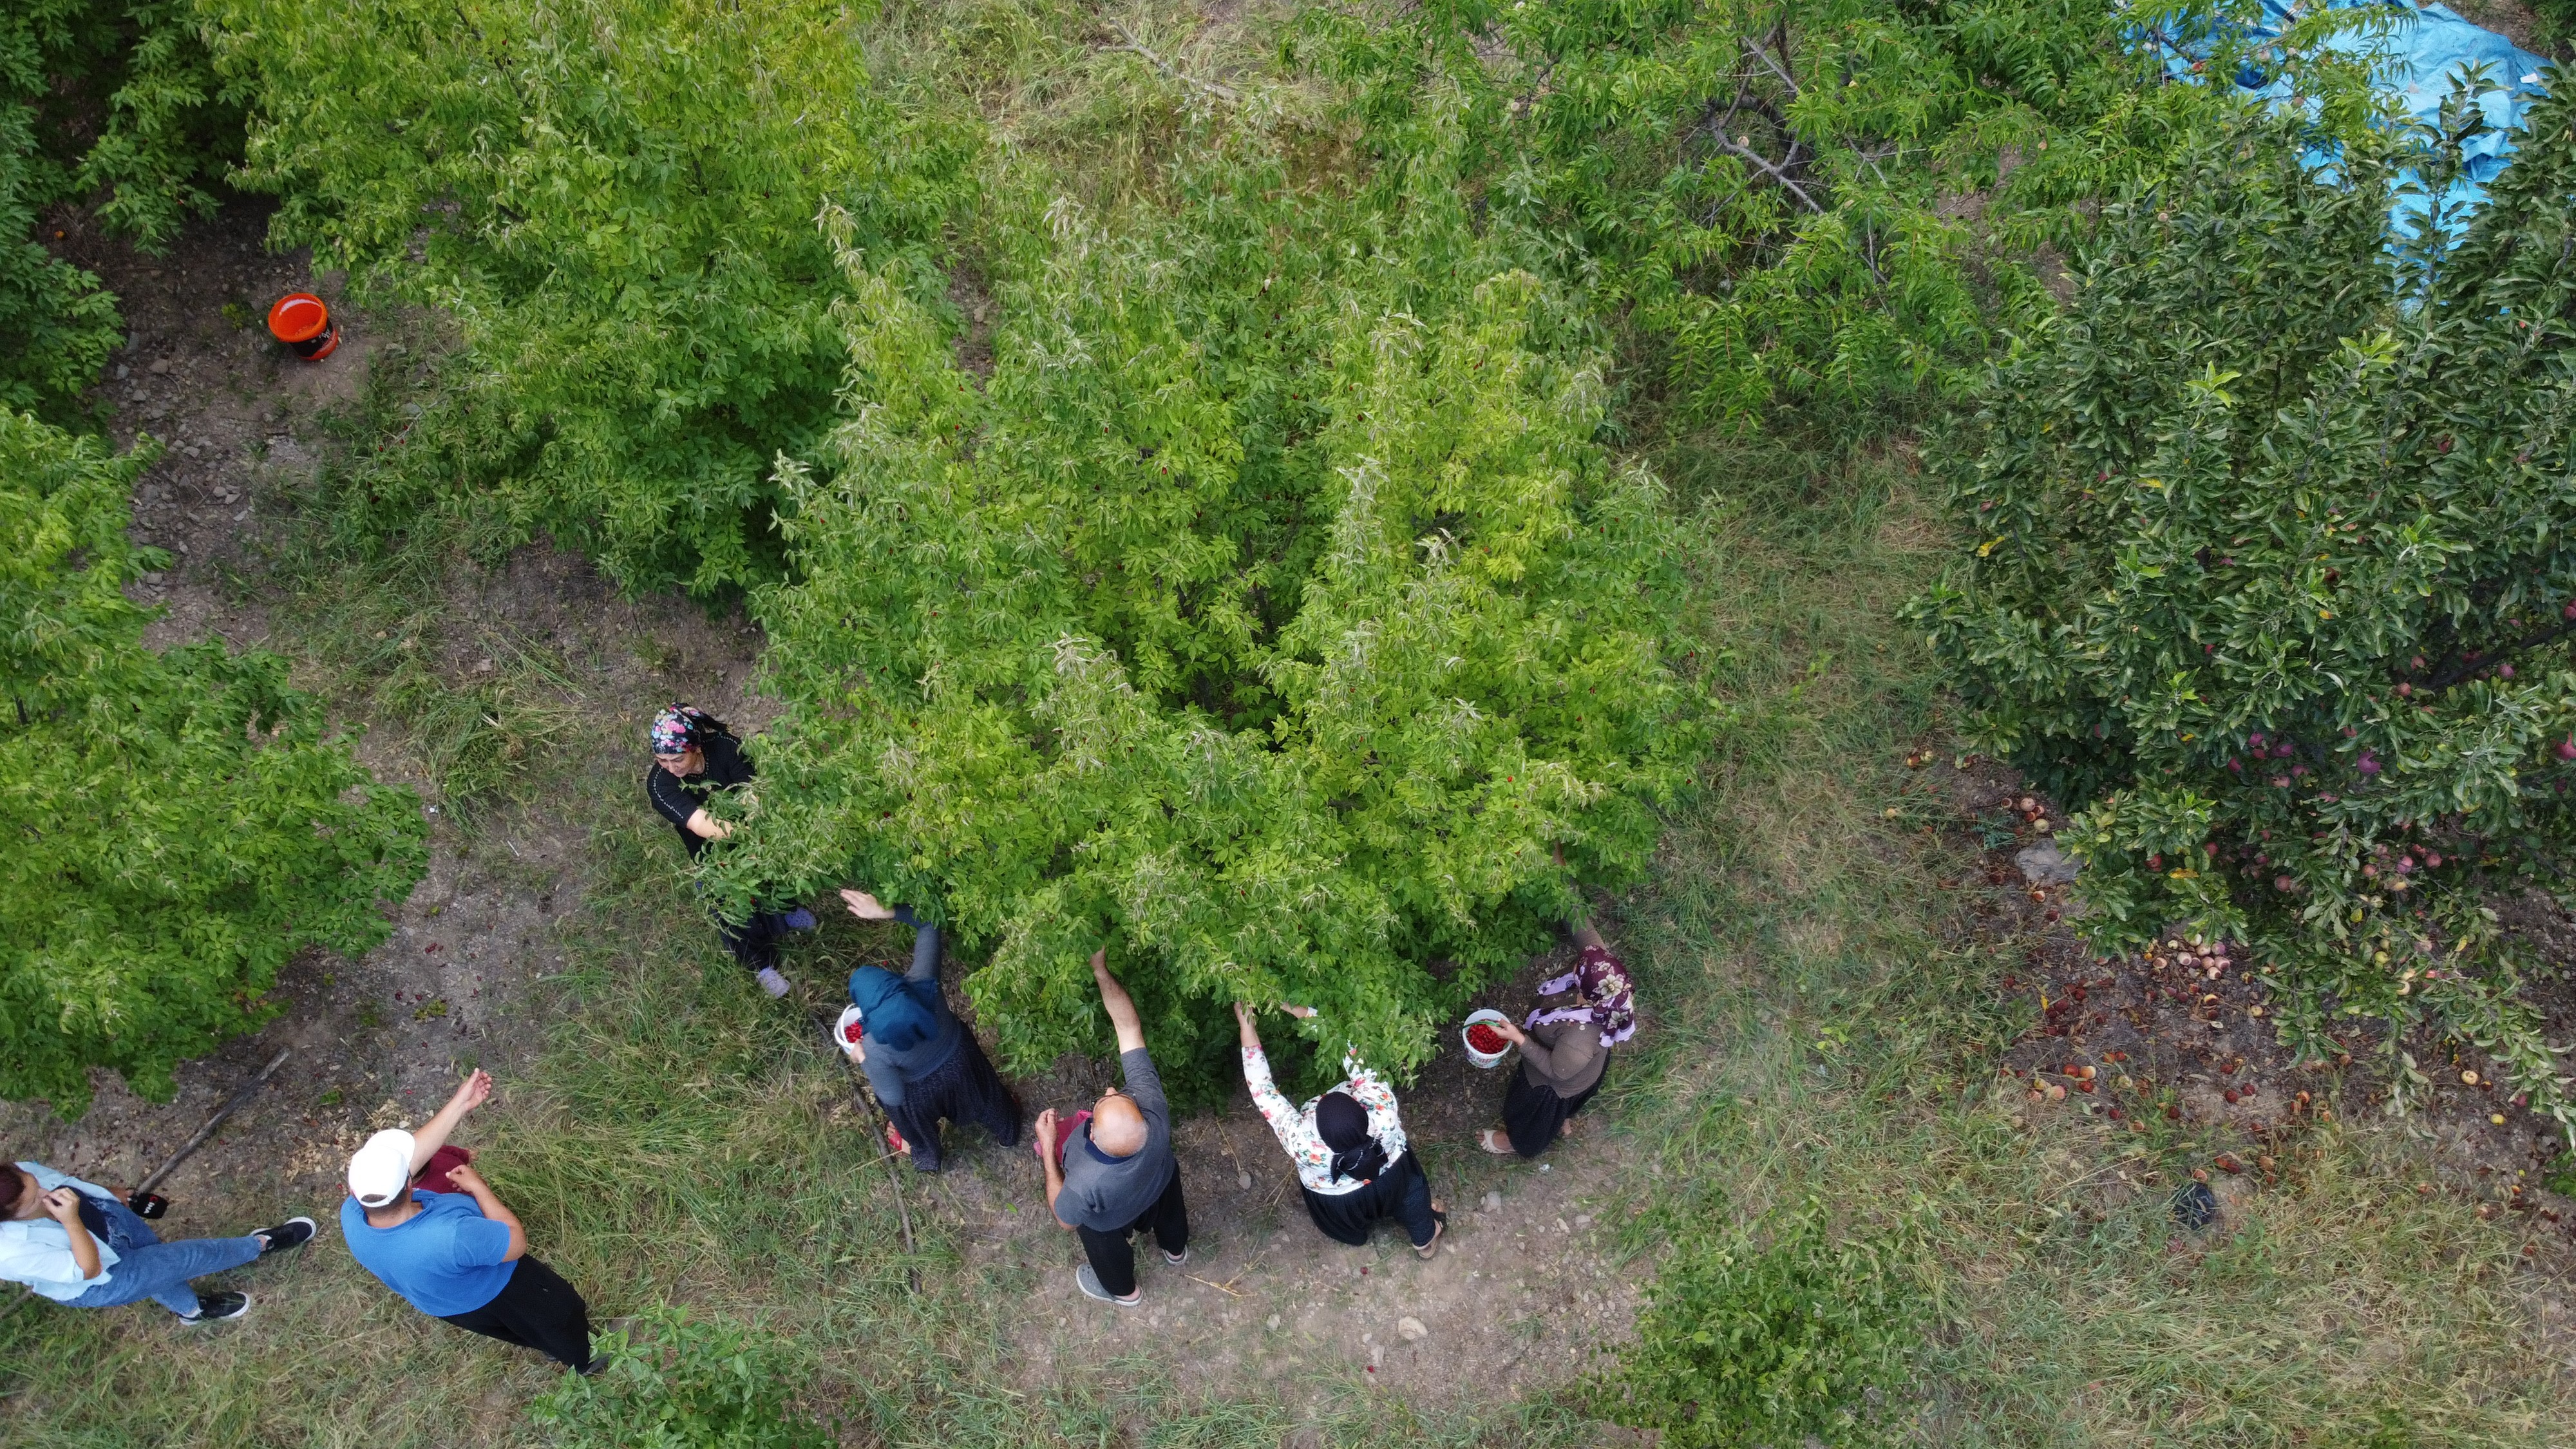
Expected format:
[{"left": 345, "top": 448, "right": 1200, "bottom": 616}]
[{"left": 1235, "top": 1002, "right": 1446, "bottom": 1258}]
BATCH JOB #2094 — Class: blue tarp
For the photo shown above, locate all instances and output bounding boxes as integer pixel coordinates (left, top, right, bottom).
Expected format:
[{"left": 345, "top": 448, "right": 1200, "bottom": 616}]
[{"left": 2145, "top": 0, "right": 2553, "bottom": 231}]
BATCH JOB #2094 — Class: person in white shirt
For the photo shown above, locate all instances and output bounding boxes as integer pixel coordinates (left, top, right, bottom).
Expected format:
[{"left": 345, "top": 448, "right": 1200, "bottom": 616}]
[
  {"left": 1235, "top": 1002, "right": 1446, "bottom": 1258},
  {"left": 0, "top": 1160, "right": 313, "bottom": 1322}
]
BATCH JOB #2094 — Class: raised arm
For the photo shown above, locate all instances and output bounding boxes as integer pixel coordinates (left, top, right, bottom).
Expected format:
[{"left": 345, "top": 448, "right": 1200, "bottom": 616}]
[
  {"left": 685, "top": 809, "right": 734, "bottom": 841},
  {"left": 410, "top": 1069, "right": 492, "bottom": 1165},
  {"left": 1092, "top": 949, "right": 1145, "bottom": 1055},
  {"left": 838, "top": 889, "right": 940, "bottom": 983},
  {"left": 1235, "top": 1003, "right": 1315, "bottom": 1162}
]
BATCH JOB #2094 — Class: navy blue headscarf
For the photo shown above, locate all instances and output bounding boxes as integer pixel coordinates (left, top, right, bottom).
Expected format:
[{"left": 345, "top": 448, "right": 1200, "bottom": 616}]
[{"left": 847, "top": 965, "right": 940, "bottom": 1052}]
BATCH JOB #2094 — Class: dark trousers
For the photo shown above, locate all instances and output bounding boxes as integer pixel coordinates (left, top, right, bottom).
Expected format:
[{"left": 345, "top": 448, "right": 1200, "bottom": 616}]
[
  {"left": 1075, "top": 1170, "right": 1189, "bottom": 1298},
  {"left": 883, "top": 1036, "right": 1022, "bottom": 1172},
  {"left": 1502, "top": 1062, "right": 1605, "bottom": 1158},
  {"left": 711, "top": 906, "right": 788, "bottom": 973},
  {"left": 439, "top": 1256, "right": 592, "bottom": 1370},
  {"left": 1302, "top": 1150, "right": 1438, "bottom": 1247}
]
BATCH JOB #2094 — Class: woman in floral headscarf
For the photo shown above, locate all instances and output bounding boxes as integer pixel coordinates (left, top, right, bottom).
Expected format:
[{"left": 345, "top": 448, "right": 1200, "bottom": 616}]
[
  {"left": 644, "top": 704, "right": 816, "bottom": 997},
  {"left": 1476, "top": 920, "right": 1637, "bottom": 1158}
]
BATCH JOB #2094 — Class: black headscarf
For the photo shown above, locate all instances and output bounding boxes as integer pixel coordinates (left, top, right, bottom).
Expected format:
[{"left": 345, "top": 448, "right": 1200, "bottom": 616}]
[{"left": 1316, "top": 1090, "right": 1387, "bottom": 1184}]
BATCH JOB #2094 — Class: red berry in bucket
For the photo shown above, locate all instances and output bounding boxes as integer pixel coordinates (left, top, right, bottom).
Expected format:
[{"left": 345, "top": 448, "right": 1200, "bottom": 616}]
[{"left": 1466, "top": 1022, "right": 1509, "bottom": 1056}]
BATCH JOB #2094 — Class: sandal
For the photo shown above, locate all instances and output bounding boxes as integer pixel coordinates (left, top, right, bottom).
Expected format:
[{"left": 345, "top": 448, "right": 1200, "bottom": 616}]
[
  {"left": 1415, "top": 1208, "right": 1448, "bottom": 1259},
  {"left": 1478, "top": 1128, "right": 1516, "bottom": 1155}
]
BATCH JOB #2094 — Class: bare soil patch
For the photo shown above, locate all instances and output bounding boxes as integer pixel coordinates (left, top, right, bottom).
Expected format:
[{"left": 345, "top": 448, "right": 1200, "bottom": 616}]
[{"left": 1900, "top": 748, "right": 2576, "bottom": 1271}]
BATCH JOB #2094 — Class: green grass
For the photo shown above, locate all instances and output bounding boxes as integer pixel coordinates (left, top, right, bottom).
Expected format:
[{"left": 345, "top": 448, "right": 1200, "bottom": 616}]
[{"left": 1585, "top": 439, "right": 2576, "bottom": 1446}]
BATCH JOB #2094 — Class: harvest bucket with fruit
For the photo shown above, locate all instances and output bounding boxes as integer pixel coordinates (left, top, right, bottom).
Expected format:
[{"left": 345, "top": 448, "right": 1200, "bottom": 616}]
[
  {"left": 833, "top": 1004, "right": 866, "bottom": 1049},
  {"left": 1461, "top": 1008, "right": 1511, "bottom": 1068}
]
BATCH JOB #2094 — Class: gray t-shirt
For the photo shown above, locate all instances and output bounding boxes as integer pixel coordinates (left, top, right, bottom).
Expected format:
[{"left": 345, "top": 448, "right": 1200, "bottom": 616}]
[{"left": 1054, "top": 1047, "right": 1174, "bottom": 1231}]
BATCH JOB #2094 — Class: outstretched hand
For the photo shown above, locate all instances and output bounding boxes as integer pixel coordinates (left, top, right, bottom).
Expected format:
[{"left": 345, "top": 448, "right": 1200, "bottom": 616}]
[
  {"left": 1034, "top": 1108, "right": 1059, "bottom": 1158},
  {"left": 446, "top": 1068, "right": 493, "bottom": 1115},
  {"left": 838, "top": 887, "right": 896, "bottom": 921}
]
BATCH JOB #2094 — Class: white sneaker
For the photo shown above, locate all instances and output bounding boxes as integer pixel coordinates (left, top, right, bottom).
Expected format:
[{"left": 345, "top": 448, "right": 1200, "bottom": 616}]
[{"left": 755, "top": 968, "right": 791, "bottom": 998}]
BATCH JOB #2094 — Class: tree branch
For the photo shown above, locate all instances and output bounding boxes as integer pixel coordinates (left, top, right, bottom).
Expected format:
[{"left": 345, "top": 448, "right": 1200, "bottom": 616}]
[{"left": 1102, "top": 19, "right": 1240, "bottom": 104}]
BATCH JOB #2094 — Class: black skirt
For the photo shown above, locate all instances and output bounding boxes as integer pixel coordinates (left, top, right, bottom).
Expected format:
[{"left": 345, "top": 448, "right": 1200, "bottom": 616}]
[
  {"left": 883, "top": 1033, "right": 1021, "bottom": 1171},
  {"left": 1300, "top": 1150, "right": 1438, "bottom": 1247},
  {"left": 1502, "top": 1060, "right": 1605, "bottom": 1158}
]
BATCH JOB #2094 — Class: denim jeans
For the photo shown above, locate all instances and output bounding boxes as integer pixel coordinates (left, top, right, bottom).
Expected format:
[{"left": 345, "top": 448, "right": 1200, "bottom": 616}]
[{"left": 58, "top": 1196, "right": 262, "bottom": 1316}]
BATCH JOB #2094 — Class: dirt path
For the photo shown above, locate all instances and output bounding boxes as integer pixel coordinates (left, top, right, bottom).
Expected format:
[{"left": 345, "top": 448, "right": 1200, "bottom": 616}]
[
  {"left": 3, "top": 202, "right": 770, "bottom": 1240},
  {"left": 909, "top": 940, "right": 1647, "bottom": 1416}
]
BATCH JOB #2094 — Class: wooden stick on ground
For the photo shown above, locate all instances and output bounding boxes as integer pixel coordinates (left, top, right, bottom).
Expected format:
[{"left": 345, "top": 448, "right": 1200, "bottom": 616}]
[
  {"left": 824, "top": 1027, "right": 917, "bottom": 1258},
  {"left": 134, "top": 1048, "right": 292, "bottom": 1198}
]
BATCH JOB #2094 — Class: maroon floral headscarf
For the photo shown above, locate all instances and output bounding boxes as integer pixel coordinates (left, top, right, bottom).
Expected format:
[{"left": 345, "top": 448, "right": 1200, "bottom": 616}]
[{"left": 1524, "top": 945, "right": 1638, "bottom": 1046}]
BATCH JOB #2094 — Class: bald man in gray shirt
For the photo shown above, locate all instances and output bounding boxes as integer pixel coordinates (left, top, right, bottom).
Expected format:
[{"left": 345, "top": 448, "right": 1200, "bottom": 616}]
[{"left": 1036, "top": 949, "right": 1188, "bottom": 1305}]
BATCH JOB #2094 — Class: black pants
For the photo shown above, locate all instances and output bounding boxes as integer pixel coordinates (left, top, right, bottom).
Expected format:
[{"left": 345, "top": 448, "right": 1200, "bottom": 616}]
[
  {"left": 1302, "top": 1150, "right": 1438, "bottom": 1247},
  {"left": 1502, "top": 1062, "right": 1605, "bottom": 1158},
  {"left": 1075, "top": 1169, "right": 1189, "bottom": 1298},
  {"left": 883, "top": 1036, "right": 1022, "bottom": 1172},
  {"left": 439, "top": 1256, "right": 592, "bottom": 1370},
  {"left": 711, "top": 905, "right": 789, "bottom": 973}
]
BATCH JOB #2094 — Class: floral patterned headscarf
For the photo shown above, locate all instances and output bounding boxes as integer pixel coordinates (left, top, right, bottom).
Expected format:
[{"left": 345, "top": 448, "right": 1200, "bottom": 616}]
[
  {"left": 649, "top": 704, "right": 711, "bottom": 757},
  {"left": 1524, "top": 945, "right": 1638, "bottom": 1046}
]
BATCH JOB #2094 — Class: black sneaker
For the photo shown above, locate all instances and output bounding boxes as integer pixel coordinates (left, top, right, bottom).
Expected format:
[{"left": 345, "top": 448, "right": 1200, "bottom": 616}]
[
  {"left": 180, "top": 1291, "right": 251, "bottom": 1323},
  {"left": 580, "top": 1353, "right": 611, "bottom": 1377},
  {"left": 256, "top": 1217, "right": 317, "bottom": 1255}
]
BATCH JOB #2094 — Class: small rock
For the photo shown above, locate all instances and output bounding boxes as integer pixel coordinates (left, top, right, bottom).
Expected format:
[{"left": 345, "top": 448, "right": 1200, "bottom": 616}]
[
  {"left": 1266, "top": 1314, "right": 1280, "bottom": 1331},
  {"left": 1238, "top": 1171, "right": 1253, "bottom": 1189},
  {"left": 1574, "top": 1214, "right": 1591, "bottom": 1229},
  {"left": 1481, "top": 1191, "right": 1502, "bottom": 1211},
  {"left": 2016, "top": 840, "right": 2080, "bottom": 886},
  {"left": 1555, "top": 1217, "right": 1569, "bottom": 1233},
  {"left": 1397, "top": 1316, "right": 1427, "bottom": 1342},
  {"left": 148, "top": 358, "right": 171, "bottom": 375}
]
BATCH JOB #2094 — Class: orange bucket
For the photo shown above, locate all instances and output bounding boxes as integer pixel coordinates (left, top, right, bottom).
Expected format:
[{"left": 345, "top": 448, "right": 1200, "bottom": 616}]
[{"left": 267, "top": 292, "right": 339, "bottom": 360}]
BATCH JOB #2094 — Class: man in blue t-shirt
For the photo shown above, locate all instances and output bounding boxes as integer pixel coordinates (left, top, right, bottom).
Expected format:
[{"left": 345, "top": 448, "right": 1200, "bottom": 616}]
[{"left": 340, "top": 1069, "right": 598, "bottom": 1372}]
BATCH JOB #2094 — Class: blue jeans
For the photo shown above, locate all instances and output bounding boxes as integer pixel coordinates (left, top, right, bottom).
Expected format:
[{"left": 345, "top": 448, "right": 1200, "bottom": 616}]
[{"left": 58, "top": 1197, "right": 262, "bottom": 1316}]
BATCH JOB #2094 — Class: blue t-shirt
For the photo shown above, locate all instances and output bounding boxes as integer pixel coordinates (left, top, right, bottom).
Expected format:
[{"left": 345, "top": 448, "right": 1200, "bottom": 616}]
[{"left": 339, "top": 1191, "right": 516, "bottom": 1316}]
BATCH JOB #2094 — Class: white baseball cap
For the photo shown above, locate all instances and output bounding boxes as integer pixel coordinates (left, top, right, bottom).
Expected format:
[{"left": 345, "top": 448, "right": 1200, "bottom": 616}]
[{"left": 347, "top": 1129, "right": 417, "bottom": 1207}]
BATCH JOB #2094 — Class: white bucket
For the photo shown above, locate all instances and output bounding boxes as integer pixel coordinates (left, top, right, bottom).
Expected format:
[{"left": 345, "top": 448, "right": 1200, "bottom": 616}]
[
  {"left": 1461, "top": 1008, "right": 1512, "bottom": 1068},
  {"left": 833, "top": 1004, "right": 866, "bottom": 1050}
]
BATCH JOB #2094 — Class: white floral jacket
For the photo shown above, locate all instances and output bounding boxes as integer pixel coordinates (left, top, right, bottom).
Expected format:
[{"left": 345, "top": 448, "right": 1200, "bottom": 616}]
[{"left": 1242, "top": 1046, "right": 1408, "bottom": 1196}]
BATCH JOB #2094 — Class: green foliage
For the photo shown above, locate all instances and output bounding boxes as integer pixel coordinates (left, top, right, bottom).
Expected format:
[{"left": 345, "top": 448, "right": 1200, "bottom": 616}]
[
  {"left": 0, "top": 410, "right": 426, "bottom": 1112},
  {"left": 528, "top": 1308, "right": 834, "bottom": 1449},
  {"left": 719, "top": 129, "right": 1699, "bottom": 1085},
  {"left": 1, "top": 0, "right": 237, "bottom": 417},
  {"left": 73, "top": 1, "right": 243, "bottom": 249},
  {"left": 205, "top": 0, "right": 974, "bottom": 596},
  {"left": 1293, "top": 0, "right": 2380, "bottom": 434},
  {"left": 1600, "top": 1202, "right": 1920, "bottom": 1445},
  {"left": 1908, "top": 91, "right": 2576, "bottom": 1129}
]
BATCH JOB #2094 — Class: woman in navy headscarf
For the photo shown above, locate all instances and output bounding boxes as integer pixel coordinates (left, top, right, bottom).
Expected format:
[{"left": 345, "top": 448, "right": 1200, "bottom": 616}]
[{"left": 834, "top": 889, "right": 1021, "bottom": 1173}]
